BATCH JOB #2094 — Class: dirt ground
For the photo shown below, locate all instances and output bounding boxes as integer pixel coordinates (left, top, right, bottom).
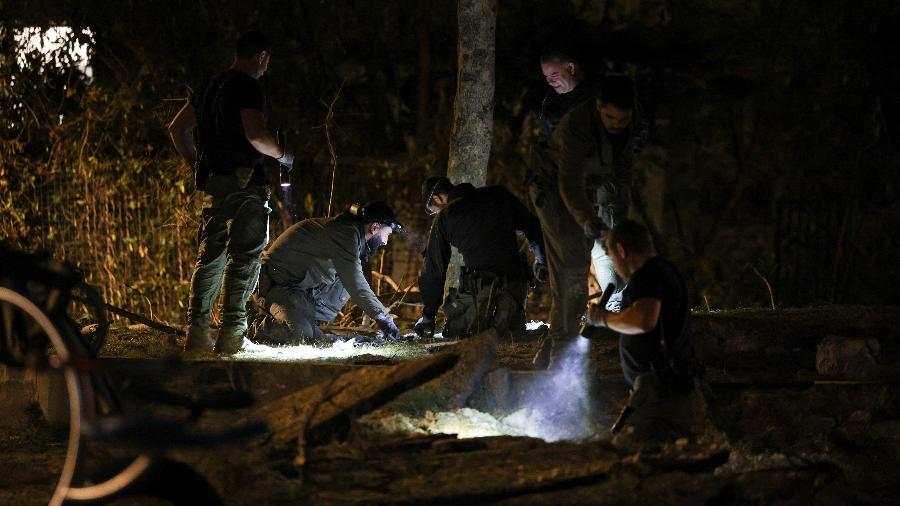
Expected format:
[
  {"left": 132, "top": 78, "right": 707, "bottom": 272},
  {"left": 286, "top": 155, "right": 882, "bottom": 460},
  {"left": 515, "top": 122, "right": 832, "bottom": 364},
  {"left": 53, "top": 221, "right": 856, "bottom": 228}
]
[{"left": 3, "top": 306, "right": 900, "bottom": 504}]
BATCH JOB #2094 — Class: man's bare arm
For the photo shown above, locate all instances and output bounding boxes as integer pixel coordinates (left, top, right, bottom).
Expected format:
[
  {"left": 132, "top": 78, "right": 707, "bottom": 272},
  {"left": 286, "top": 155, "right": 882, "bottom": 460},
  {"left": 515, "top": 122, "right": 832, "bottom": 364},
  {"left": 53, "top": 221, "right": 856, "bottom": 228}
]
[
  {"left": 591, "top": 298, "right": 661, "bottom": 335},
  {"left": 240, "top": 109, "right": 284, "bottom": 159},
  {"left": 168, "top": 102, "right": 198, "bottom": 166}
]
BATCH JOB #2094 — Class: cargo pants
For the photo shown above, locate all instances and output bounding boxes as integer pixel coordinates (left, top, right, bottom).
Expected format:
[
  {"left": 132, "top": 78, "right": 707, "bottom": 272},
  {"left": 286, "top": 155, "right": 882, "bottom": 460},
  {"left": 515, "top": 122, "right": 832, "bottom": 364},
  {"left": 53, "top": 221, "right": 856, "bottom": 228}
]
[
  {"left": 442, "top": 271, "right": 529, "bottom": 339},
  {"left": 249, "top": 265, "right": 349, "bottom": 345},
  {"left": 529, "top": 183, "right": 591, "bottom": 338},
  {"left": 186, "top": 173, "right": 270, "bottom": 349}
]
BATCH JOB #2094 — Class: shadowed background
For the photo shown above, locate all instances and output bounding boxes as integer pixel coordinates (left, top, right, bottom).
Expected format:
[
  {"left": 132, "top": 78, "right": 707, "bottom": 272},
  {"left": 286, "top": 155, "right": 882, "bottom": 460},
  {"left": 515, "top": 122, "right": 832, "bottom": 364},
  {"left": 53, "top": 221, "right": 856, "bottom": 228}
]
[{"left": 2, "top": 0, "right": 898, "bottom": 325}]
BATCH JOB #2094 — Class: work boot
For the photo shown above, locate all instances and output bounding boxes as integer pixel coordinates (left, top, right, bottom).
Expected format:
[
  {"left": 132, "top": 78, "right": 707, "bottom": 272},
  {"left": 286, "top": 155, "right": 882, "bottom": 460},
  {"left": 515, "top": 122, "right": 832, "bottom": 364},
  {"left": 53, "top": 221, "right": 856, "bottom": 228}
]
[
  {"left": 215, "top": 326, "right": 251, "bottom": 355},
  {"left": 184, "top": 326, "right": 215, "bottom": 352}
]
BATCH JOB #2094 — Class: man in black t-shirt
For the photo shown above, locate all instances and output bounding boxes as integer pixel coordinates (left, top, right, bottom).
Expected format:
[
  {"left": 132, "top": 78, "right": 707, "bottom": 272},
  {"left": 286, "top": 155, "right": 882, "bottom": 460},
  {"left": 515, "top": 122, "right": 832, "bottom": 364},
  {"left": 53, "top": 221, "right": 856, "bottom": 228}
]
[
  {"left": 588, "top": 219, "right": 697, "bottom": 388},
  {"left": 168, "top": 31, "right": 294, "bottom": 354},
  {"left": 588, "top": 220, "right": 706, "bottom": 446}
]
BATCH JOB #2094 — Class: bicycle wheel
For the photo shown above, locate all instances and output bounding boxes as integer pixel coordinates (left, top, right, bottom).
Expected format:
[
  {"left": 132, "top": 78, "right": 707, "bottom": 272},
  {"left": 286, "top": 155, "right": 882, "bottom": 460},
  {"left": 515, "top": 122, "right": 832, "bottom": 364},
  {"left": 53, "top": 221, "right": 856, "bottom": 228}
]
[
  {"left": 0, "top": 287, "right": 85, "bottom": 506},
  {"left": 0, "top": 287, "right": 161, "bottom": 505}
]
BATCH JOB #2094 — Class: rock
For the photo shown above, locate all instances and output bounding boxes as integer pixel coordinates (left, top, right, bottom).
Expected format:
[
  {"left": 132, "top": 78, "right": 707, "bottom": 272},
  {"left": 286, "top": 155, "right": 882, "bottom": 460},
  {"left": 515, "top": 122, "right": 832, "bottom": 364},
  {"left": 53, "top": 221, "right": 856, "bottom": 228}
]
[{"left": 815, "top": 336, "right": 880, "bottom": 379}]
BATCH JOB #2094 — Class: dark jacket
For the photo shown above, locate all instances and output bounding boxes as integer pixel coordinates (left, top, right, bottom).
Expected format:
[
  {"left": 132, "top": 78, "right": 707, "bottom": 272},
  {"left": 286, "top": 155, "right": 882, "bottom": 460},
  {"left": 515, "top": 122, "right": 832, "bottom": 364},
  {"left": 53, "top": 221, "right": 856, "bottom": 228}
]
[
  {"left": 418, "top": 184, "right": 545, "bottom": 319},
  {"left": 538, "top": 79, "right": 598, "bottom": 145},
  {"left": 529, "top": 80, "right": 598, "bottom": 186},
  {"left": 553, "top": 99, "right": 635, "bottom": 230},
  {"left": 261, "top": 213, "right": 388, "bottom": 319}
]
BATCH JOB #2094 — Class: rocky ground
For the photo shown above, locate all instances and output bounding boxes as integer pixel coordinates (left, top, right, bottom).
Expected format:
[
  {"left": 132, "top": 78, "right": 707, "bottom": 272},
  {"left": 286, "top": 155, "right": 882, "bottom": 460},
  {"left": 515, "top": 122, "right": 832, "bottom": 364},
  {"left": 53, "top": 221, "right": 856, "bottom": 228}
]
[{"left": 2, "top": 306, "right": 900, "bottom": 504}]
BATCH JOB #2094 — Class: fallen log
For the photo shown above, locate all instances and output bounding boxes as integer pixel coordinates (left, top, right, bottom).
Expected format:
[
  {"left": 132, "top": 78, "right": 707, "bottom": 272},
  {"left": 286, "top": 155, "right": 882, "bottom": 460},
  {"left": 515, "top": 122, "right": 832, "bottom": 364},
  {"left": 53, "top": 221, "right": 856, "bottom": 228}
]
[
  {"left": 381, "top": 329, "right": 498, "bottom": 415},
  {"left": 306, "top": 437, "right": 627, "bottom": 504},
  {"left": 251, "top": 350, "right": 459, "bottom": 465}
]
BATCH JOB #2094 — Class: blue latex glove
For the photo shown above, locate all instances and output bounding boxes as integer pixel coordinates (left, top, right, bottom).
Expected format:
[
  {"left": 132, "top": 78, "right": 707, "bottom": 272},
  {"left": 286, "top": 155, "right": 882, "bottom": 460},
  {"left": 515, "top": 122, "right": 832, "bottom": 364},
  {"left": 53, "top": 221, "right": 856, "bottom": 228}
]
[{"left": 375, "top": 313, "right": 399, "bottom": 339}]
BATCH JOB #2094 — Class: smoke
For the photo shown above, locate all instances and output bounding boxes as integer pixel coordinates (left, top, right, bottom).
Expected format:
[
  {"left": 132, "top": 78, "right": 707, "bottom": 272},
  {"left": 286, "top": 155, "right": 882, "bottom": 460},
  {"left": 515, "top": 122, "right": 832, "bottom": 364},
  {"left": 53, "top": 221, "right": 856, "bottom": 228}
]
[
  {"left": 359, "top": 336, "right": 599, "bottom": 442},
  {"left": 502, "top": 336, "right": 596, "bottom": 441}
]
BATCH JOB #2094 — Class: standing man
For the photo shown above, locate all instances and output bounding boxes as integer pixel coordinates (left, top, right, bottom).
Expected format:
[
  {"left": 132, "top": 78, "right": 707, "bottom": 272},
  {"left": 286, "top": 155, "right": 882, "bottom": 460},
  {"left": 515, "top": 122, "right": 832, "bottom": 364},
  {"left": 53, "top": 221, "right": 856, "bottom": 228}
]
[
  {"left": 557, "top": 74, "right": 638, "bottom": 307},
  {"left": 588, "top": 220, "right": 703, "bottom": 445},
  {"left": 168, "top": 31, "right": 294, "bottom": 354},
  {"left": 250, "top": 202, "right": 401, "bottom": 345},
  {"left": 533, "top": 44, "right": 596, "bottom": 150},
  {"left": 526, "top": 44, "right": 597, "bottom": 345},
  {"left": 415, "top": 177, "right": 547, "bottom": 339},
  {"left": 533, "top": 74, "right": 640, "bottom": 366}
]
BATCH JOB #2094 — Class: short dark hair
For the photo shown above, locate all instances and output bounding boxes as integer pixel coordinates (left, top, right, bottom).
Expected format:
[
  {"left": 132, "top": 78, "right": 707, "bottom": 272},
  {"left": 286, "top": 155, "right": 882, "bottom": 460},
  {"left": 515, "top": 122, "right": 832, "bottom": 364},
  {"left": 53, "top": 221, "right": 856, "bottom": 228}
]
[
  {"left": 236, "top": 31, "right": 270, "bottom": 58},
  {"left": 598, "top": 74, "right": 635, "bottom": 110},
  {"left": 540, "top": 42, "right": 579, "bottom": 64},
  {"left": 607, "top": 219, "right": 654, "bottom": 255},
  {"left": 422, "top": 176, "right": 454, "bottom": 207},
  {"left": 353, "top": 201, "right": 403, "bottom": 231}
]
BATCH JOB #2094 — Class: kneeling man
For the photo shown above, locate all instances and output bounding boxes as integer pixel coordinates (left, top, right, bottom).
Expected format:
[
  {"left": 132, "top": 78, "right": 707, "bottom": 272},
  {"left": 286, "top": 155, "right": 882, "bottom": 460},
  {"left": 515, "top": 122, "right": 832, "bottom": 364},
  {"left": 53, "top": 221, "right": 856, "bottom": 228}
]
[
  {"left": 589, "top": 219, "right": 704, "bottom": 445},
  {"left": 251, "top": 201, "right": 401, "bottom": 344}
]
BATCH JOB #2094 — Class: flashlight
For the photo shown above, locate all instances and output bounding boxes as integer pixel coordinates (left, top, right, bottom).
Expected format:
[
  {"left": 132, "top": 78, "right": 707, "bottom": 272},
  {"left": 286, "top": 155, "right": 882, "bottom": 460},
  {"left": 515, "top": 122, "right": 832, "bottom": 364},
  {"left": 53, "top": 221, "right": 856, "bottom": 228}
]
[
  {"left": 580, "top": 283, "right": 615, "bottom": 339},
  {"left": 277, "top": 130, "right": 291, "bottom": 188}
]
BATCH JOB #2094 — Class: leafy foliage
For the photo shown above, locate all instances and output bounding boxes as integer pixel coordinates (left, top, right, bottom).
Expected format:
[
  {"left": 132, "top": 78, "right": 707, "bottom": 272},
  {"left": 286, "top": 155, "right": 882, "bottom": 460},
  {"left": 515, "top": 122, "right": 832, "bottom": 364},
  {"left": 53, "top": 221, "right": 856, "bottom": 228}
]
[{"left": 2, "top": 0, "right": 899, "bottom": 327}]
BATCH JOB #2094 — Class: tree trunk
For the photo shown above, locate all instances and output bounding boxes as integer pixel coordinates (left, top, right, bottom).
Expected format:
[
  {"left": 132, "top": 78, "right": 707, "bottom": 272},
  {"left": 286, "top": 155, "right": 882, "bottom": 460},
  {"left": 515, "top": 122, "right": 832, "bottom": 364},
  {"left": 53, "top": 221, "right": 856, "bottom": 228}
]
[
  {"left": 445, "top": 0, "right": 496, "bottom": 287},
  {"left": 447, "top": 0, "right": 496, "bottom": 186}
]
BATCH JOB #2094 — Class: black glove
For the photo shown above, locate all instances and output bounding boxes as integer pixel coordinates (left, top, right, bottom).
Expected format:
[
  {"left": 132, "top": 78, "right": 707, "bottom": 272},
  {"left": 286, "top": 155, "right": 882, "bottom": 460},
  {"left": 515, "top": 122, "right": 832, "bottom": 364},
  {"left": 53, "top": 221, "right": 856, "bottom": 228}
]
[
  {"left": 532, "top": 261, "right": 549, "bottom": 284},
  {"left": 375, "top": 313, "right": 399, "bottom": 339},
  {"left": 276, "top": 148, "right": 294, "bottom": 172},
  {"left": 584, "top": 219, "right": 608, "bottom": 240},
  {"left": 414, "top": 316, "right": 435, "bottom": 338}
]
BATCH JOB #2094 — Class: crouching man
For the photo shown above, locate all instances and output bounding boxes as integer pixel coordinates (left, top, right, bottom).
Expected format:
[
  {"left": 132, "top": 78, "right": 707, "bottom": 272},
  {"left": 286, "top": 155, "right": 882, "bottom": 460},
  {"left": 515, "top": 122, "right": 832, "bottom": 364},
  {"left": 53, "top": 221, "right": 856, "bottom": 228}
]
[
  {"left": 249, "top": 201, "right": 401, "bottom": 345},
  {"left": 415, "top": 177, "right": 547, "bottom": 339},
  {"left": 588, "top": 219, "right": 706, "bottom": 447}
]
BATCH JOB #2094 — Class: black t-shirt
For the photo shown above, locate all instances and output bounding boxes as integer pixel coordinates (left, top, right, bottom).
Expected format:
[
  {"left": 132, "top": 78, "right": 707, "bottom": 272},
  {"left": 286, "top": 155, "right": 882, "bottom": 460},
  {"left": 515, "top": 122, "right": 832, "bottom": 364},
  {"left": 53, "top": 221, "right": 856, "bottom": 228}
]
[
  {"left": 618, "top": 256, "right": 696, "bottom": 388},
  {"left": 193, "top": 69, "right": 267, "bottom": 183}
]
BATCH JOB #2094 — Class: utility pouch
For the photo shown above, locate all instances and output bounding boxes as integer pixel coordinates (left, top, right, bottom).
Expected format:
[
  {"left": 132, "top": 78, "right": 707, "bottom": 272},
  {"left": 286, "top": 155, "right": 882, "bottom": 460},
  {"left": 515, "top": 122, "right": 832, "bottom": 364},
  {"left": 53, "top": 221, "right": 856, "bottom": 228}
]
[
  {"left": 442, "top": 288, "right": 478, "bottom": 338},
  {"left": 444, "top": 271, "right": 523, "bottom": 338}
]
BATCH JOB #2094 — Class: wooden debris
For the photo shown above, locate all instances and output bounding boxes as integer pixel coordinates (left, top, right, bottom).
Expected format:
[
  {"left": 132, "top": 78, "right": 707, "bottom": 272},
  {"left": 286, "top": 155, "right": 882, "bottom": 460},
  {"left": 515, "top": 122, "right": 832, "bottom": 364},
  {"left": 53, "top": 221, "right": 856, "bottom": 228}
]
[
  {"left": 250, "top": 351, "right": 458, "bottom": 465},
  {"left": 381, "top": 329, "right": 498, "bottom": 415},
  {"left": 306, "top": 436, "right": 627, "bottom": 504}
]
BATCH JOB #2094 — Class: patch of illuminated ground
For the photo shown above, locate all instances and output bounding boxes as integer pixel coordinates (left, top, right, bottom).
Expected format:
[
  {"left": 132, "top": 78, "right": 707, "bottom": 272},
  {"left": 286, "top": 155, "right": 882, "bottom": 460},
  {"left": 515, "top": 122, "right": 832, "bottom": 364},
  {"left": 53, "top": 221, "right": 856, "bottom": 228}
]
[{"left": 231, "top": 334, "right": 435, "bottom": 362}]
